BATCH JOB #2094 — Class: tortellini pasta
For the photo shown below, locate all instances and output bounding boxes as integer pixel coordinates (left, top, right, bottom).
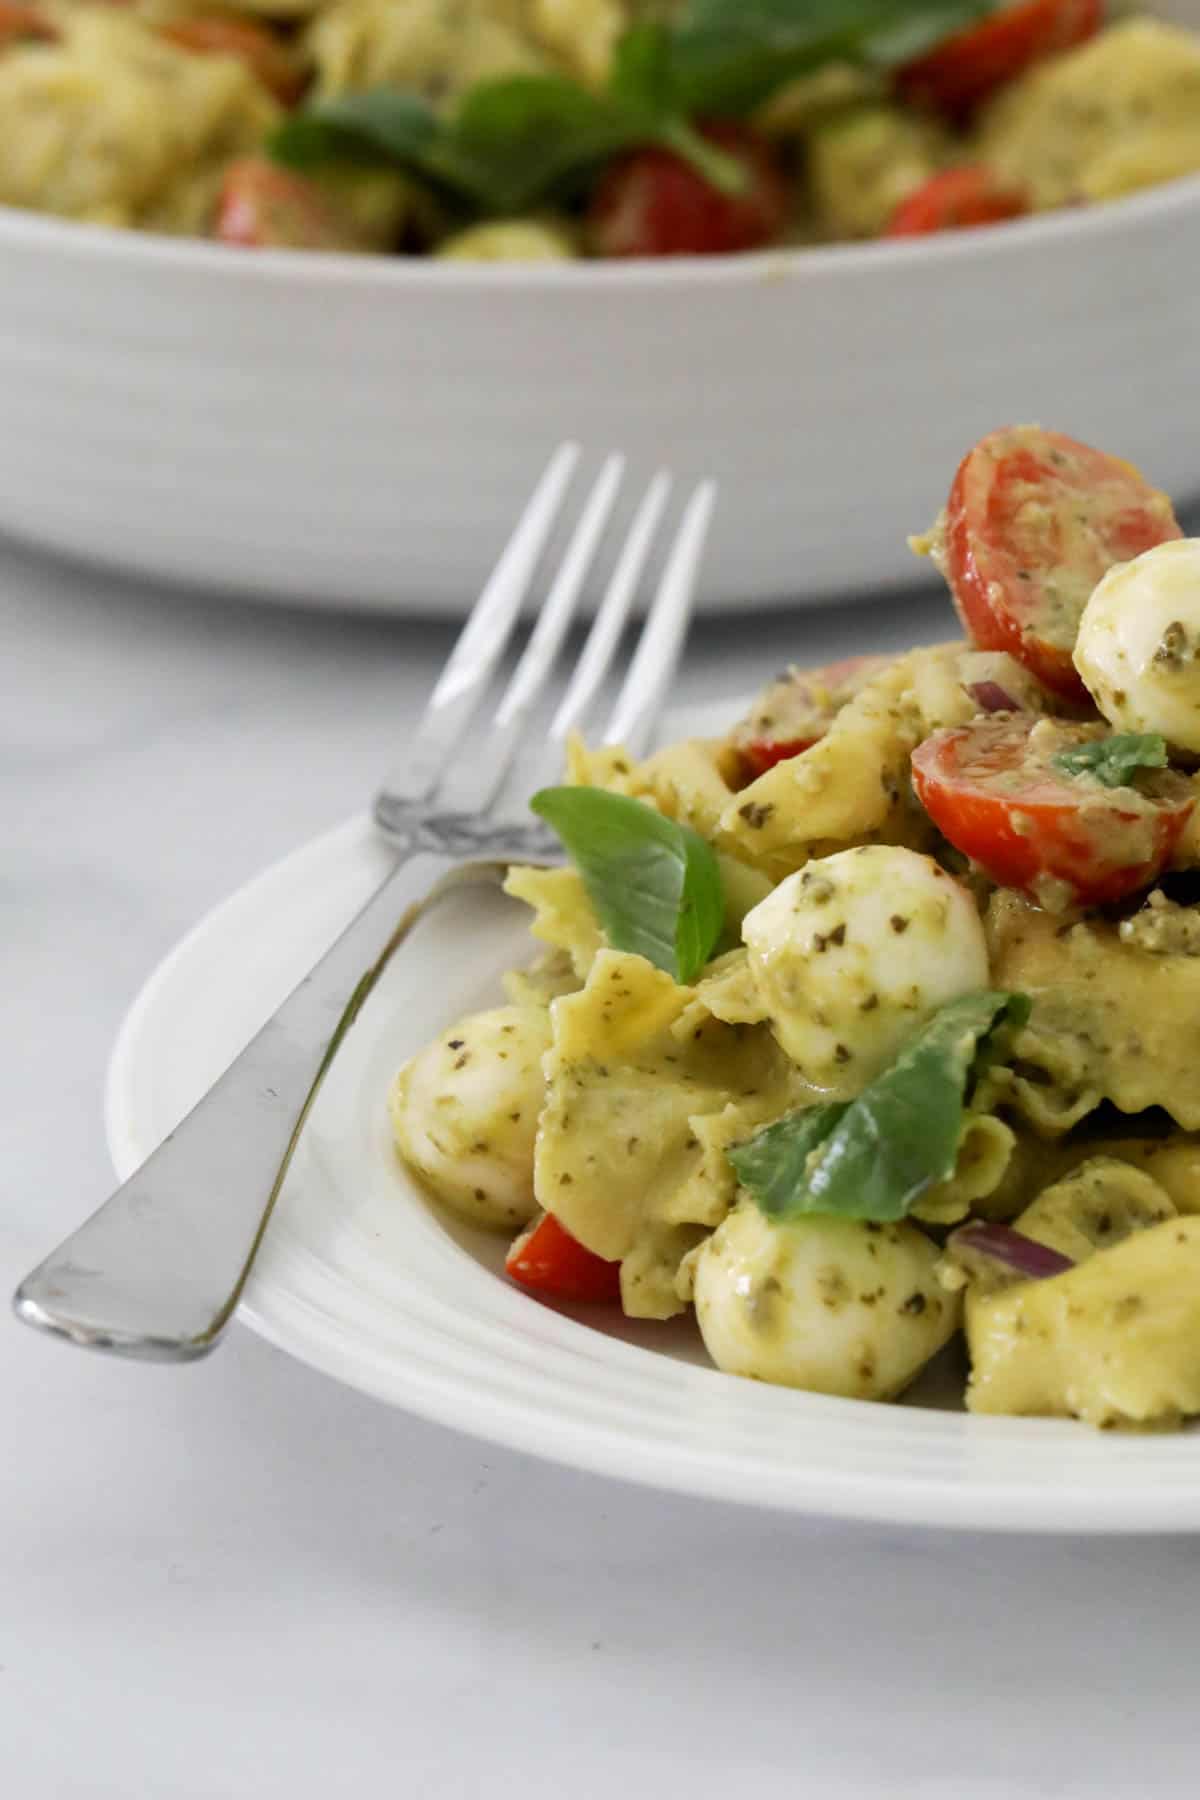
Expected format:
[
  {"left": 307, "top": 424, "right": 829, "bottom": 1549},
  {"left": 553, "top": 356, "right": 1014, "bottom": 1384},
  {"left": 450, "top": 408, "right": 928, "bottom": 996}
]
[
  {"left": 911, "top": 1111, "right": 1017, "bottom": 1228},
  {"left": 303, "top": 0, "right": 631, "bottom": 101},
  {"left": 717, "top": 652, "right": 929, "bottom": 875},
  {"left": 962, "top": 1161, "right": 1200, "bottom": 1426},
  {"left": 502, "top": 863, "right": 604, "bottom": 979},
  {"left": 533, "top": 949, "right": 799, "bottom": 1318},
  {"left": 983, "top": 892, "right": 1200, "bottom": 1134},
  {"left": 0, "top": 9, "right": 279, "bottom": 225},
  {"left": 977, "top": 19, "right": 1200, "bottom": 210},
  {"left": 304, "top": 0, "right": 550, "bottom": 104},
  {"left": 805, "top": 102, "right": 945, "bottom": 240}
]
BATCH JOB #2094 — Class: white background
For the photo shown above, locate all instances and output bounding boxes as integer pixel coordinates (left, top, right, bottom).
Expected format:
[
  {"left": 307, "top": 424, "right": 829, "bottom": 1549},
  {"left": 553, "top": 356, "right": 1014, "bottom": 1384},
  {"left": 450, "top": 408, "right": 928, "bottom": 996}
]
[{"left": 6, "top": 532, "right": 1199, "bottom": 1799}]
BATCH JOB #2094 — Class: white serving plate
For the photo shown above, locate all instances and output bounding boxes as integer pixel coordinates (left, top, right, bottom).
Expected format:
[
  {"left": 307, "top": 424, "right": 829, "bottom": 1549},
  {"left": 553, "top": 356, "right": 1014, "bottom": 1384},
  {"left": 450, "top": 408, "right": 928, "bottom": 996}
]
[
  {"left": 105, "top": 698, "right": 1200, "bottom": 1532},
  {"left": 4, "top": 1, "right": 1200, "bottom": 623}
]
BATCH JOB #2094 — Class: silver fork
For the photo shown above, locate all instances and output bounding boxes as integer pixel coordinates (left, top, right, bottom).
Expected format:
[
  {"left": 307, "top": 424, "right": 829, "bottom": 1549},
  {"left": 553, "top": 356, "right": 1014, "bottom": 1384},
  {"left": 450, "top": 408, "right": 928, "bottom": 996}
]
[{"left": 14, "top": 446, "right": 715, "bottom": 1363}]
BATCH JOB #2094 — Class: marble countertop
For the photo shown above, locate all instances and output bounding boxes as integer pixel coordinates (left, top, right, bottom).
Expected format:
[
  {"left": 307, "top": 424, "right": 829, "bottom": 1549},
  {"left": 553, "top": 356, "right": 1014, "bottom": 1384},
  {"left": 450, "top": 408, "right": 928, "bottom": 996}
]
[{"left": 5, "top": 532, "right": 1198, "bottom": 1800}]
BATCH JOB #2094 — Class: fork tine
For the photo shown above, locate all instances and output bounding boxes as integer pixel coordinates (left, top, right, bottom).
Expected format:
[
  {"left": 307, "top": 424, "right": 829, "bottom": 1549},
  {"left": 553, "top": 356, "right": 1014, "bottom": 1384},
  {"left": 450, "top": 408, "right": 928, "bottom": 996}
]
[
  {"left": 602, "top": 480, "right": 716, "bottom": 756},
  {"left": 549, "top": 469, "right": 672, "bottom": 744},
  {"left": 494, "top": 454, "right": 625, "bottom": 731},
  {"left": 442, "top": 454, "right": 625, "bottom": 817},
  {"left": 384, "top": 443, "right": 579, "bottom": 810}
]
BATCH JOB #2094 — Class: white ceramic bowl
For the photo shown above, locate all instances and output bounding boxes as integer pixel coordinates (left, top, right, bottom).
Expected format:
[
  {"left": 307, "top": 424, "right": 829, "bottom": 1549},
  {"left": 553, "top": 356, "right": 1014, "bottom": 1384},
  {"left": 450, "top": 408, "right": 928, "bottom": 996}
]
[{"left": 3, "top": 137, "right": 1200, "bottom": 615}]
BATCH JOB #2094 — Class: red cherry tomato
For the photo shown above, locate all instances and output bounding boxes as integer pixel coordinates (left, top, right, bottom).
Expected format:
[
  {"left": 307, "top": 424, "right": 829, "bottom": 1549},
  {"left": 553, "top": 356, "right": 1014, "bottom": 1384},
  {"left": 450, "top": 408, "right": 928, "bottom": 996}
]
[
  {"left": 0, "top": 2, "right": 56, "bottom": 47},
  {"left": 911, "top": 716, "right": 1194, "bottom": 907},
  {"left": 162, "top": 16, "right": 305, "bottom": 105},
  {"left": 941, "top": 425, "right": 1181, "bottom": 702},
  {"left": 885, "top": 166, "right": 1028, "bottom": 236},
  {"left": 897, "top": 0, "right": 1102, "bottom": 115},
  {"left": 730, "top": 654, "right": 894, "bottom": 780},
  {"left": 587, "top": 123, "right": 788, "bottom": 258},
  {"left": 214, "top": 158, "right": 360, "bottom": 250},
  {"left": 505, "top": 1212, "right": 622, "bottom": 1304}
]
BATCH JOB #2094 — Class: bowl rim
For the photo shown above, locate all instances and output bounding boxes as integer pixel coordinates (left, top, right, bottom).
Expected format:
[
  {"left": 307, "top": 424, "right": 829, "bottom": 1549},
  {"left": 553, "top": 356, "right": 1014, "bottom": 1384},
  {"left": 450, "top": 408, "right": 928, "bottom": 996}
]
[{"left": 2, "top": 163, "right": 1199, "bottom": 289}]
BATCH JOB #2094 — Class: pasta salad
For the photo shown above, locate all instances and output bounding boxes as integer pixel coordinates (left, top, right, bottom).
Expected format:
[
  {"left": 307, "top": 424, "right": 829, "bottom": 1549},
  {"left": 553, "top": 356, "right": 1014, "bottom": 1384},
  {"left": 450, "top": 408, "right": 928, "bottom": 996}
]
[
  {"left": 392, "top": 424, "right": 1200, "bottom": 1429},
  {"left": 4, "top": 2, "right": 1200, "bottom": 255}
]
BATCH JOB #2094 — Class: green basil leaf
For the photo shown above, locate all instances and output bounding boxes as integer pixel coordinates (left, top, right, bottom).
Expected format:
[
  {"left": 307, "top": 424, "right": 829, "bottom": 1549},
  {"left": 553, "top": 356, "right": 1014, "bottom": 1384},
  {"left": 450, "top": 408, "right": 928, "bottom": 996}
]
[
  {"left": 531, "top": 786, "right": 725, "bottom": 984},
  {"left": 728, "top": 989, "right": 1030, "bottom": 1222},
  {"left": 607, "top": 22, "right": 752, "bottom": 190},
  {"left": 1050, "top": 732, "right": 1169, "bottom": 790},
  {"left": 448, "top": 75, "right": 650, "bottom": 211},
  {"left": 860, "top": 0, "right": 999, "bottom": 66},
  {"left": 669, "top": 0, "right": 994, "bottom": 115},
  {"left": 271, "top": 89, "right": 441, "bottom": 172},
  {"left": 271, "top": 85, "right": 586, "bottom": 211},
  {"left": 722, "top": 1101, "right": 850, "bottom": 1215},
  {"left": 655, "top": 116, "right": 749, "bottom": 192},
  {"left": 609, "top": 18, "right": 678, "bottom": 111}
]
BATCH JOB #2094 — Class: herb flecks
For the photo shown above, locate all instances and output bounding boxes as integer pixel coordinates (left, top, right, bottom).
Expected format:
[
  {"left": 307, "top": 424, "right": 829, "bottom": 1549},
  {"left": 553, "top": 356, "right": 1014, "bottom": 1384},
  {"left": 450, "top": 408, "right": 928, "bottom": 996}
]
[
  {"left": 1051, "top": 732, "right": 1169, "bottom": 789},
  {"left": 1153, "top": 621, "right": 1191, "bottom": 669}
]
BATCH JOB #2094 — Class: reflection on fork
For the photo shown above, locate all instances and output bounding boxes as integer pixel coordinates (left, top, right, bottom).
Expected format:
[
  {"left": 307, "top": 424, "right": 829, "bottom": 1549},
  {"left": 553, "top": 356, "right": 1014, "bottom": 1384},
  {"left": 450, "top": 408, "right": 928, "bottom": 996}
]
[
  {"left": 375, "top": 444, "right": 715, "bottom": 857},
  {"left": 14, "top": 445, "right": 717, "bottom": 1362}
]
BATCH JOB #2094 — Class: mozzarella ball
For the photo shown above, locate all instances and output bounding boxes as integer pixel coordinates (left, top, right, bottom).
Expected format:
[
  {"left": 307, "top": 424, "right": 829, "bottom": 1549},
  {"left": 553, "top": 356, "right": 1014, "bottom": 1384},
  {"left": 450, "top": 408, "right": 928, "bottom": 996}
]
[
  {"left": 1074, "top": 539, "right": 1200, "bottom": 751},
  {"left": 389, "top": 1005, "right": 550, "bottom": 1230},
  {"left": 693, "top": 1201, "right": 960, "bottom": 1399},
  {"left": 741, "top": 845, "right": 989, "bottom": 1094}
]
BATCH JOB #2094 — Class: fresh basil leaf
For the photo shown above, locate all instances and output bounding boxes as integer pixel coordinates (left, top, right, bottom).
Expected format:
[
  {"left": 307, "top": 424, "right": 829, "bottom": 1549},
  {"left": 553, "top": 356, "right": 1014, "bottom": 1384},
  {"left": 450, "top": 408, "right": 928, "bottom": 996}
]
[
  {"left": 860, "top": 0, "right": 998, "bottom": 66},
  {"left": 728, "top": 989, "right": 1030, "bottom": 1222},
  {"left": 451, "top": 73, "right": 747, "bottom": 204},
  {"left": 273, "top": 76, "right": 663, "bottom": 214},
  {"left": 531, "top": 786, "right": 725, "bottom": 984},
  {"left": 669, "top": 0, "right": 994, "bottom": 115},
  {"left": 1051, "top": 733, "right": 1169, "bottom": 789},
  {"left": 609, "top": 18, "right": 678, "bottom": 111},
  {"left": 723, "top": 1101, "right": 850, "bottom": 1215},
  {"left": 271, "top": 90, "right": 441, "bottom": 173},
  {"left": 606, "top": 19, "right": 754, "bottom": 188},
  {"left": 447, "top": 76, "right": 650, "bottom": 210},
  {"left": 658, "top": 117, "right": 750, "bottom": 192}
]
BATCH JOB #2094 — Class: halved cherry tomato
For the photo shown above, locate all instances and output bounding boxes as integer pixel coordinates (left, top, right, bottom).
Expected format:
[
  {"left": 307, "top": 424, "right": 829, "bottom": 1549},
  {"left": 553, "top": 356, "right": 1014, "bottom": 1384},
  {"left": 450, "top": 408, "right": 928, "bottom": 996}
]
[
  {"left": 941, "top": 425, "right": 1181, "bottom": 702},
  {"left": 885, "top": 166, "right": 1027, "bottom": 236},
  {"left": 161, "top": 16, "right": 305, "bottom": 105},
  {"left": 587, "top": 123, "right": 787, "bottom": 258},
  {"left": 505, "top": 1212, "right": 622, "bottom": 1304},
  {"left": 0, "top": 2, "right": 56, "bottom": 48},
  {"left": 729, "top": 654, "right": 894, "bottom": 781},
  {"left": 911, "top": 716, "right": 1194, "bottom": 907},
  {"left": 214, "top": 158, "right": 360, "bottom": 250},
  {"left": 897, "top": 0, "right": 1102, "bottom": 115}
]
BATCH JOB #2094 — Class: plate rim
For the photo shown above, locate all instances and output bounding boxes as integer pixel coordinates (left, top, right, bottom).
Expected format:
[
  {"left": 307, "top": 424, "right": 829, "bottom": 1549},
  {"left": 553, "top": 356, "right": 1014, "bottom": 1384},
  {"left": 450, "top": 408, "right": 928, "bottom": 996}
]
[{"left": 104, "top": 769, "right": 1200, "bottom": 1536}]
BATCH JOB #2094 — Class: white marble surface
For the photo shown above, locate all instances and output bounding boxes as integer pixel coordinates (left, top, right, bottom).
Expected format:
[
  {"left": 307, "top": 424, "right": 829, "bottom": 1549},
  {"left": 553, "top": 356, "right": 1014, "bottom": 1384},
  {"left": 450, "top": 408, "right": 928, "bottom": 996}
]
[{"left": 6, "top": 532, "right": 1200, "bottom": 1800}]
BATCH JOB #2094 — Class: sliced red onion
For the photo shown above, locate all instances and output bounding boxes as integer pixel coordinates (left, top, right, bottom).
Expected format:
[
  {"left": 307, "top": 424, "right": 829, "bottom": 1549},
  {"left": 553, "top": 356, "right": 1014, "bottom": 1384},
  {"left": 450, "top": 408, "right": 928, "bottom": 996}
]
[
  {"left": 966, "top": 679, "right": 1022, "bottom": 714},
  {"left": 949, "top": 1222, "right": 1074, "bottom": 1280}
]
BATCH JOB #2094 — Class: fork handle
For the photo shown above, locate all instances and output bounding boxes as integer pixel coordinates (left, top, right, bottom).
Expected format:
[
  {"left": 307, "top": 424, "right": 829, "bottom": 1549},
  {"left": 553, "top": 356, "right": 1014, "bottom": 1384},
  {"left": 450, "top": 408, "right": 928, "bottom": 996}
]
[{"left": 14, "top": 849, "right": 499, "bottom": 1361}]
